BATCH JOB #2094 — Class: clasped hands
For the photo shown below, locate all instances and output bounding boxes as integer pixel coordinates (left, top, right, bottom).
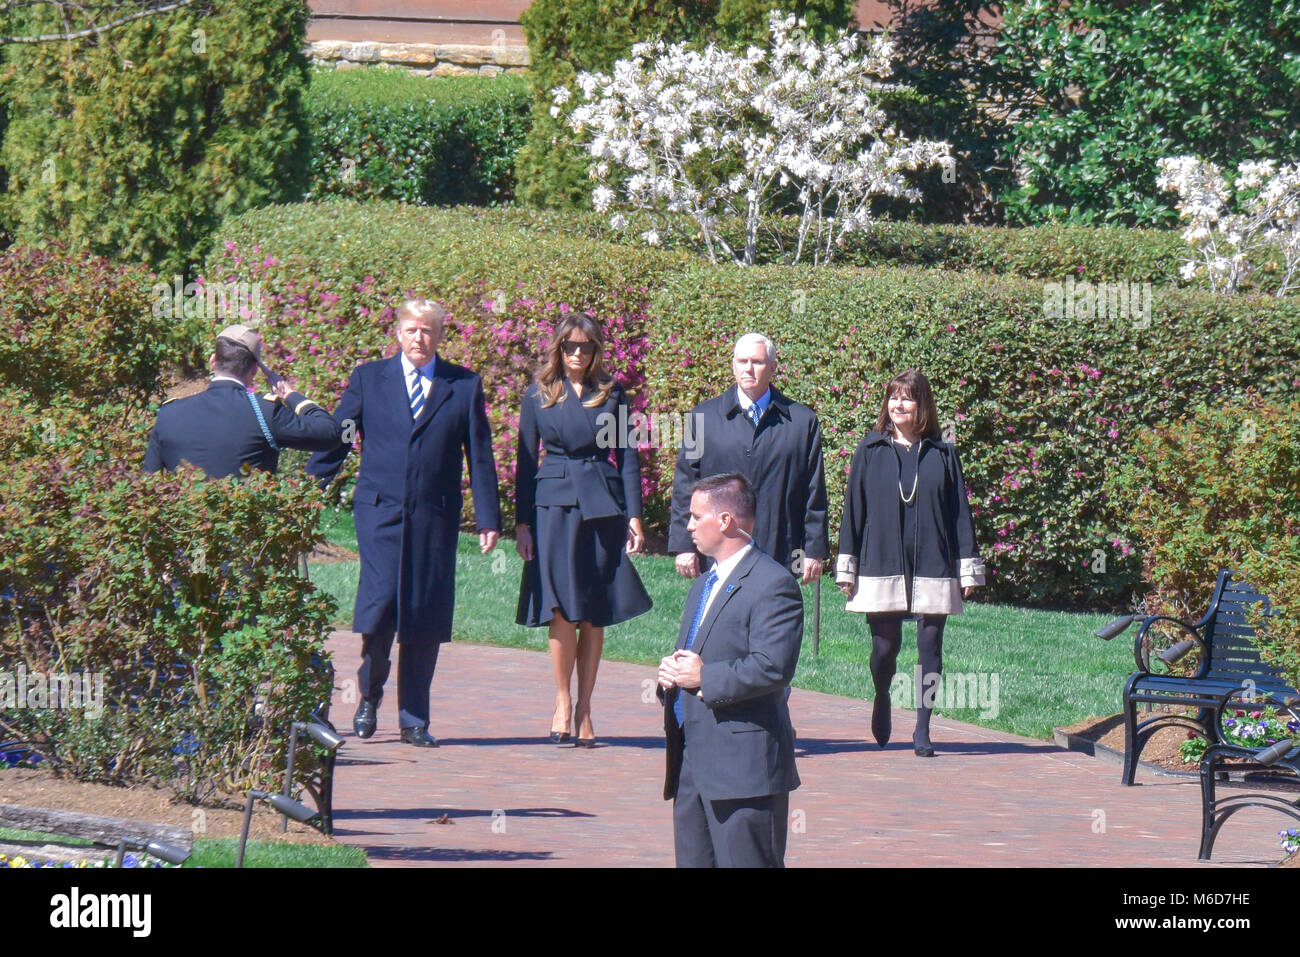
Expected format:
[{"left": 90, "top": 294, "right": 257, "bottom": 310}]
[{"left": 658, "top": 649, "right": 702, "bottom": 691}]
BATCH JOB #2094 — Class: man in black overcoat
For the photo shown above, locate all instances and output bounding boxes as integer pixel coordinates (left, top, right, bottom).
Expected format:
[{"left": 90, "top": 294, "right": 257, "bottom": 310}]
[
  {"left": 668, "top": 333, "right": 828, "bottom": 583},
  {"left": 308, "top": 300, "right": 501, "bottom": 747}
]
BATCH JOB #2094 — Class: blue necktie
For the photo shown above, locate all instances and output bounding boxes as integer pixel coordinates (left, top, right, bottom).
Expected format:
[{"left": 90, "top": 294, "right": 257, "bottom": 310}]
[
  {"left": 409, "top": 367, "right": 425, "bottom": 420},
  {"left": 675, "top": 568, "right": 718, "bottom": 726},
  {"left": 747, "top": 403, "right": 761, "bottom": 428}
]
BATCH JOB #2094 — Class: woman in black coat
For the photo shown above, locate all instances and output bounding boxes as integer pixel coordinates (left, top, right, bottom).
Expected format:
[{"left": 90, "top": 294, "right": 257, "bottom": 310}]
[
  {"left": 515, "top": 315, "right": 652, "bottom": 747},
  {"left": 835, "top": 369, "right": 985, "bottom": 756}
]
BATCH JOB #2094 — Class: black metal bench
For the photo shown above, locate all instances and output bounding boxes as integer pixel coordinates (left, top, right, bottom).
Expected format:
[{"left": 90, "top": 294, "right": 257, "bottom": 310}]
[
  {"left": 1108, "top": 570, "right": 1298, "bottom": 786},
  {"left": 1198, "top": 692, "right": 1300, "bottom": 861}
]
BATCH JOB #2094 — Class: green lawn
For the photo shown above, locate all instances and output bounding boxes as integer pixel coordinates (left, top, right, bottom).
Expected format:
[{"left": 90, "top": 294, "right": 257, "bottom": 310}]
[{"left": 312, "top": 509, "right": 1131, "bottom": 739}]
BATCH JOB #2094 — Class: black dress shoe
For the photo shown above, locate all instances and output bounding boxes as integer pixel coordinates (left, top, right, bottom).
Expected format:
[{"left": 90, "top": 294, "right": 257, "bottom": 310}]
[
  {"left": 913, "top": 743, "right": 936, "bottom": 758},
  {"left": 400, "top": 726, "right": 439, "bottom": 748},
  {"left": 353, "top": 699, "right": 377, "bottom": 739}
]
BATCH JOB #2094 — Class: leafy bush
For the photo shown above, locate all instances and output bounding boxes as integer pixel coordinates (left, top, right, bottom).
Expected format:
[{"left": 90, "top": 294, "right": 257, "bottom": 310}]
[
  {"left": 304, "top": 69, "right": 530, "bottom": 206},
  {"left": 514, "top": 0, "right": 854, "bottom": 209},
  {"left": 1112, "top": 393, "right": 1300, "bottom": 688},
  {"left": 0, "top": 0, "right": 310, "bottom": 276},
  {"left": 210, "top": 200, "right": 1300, "bottom": 608},
  {"left": 994, "top": 0, "right": 1300, "bottom": 227},
  {"left": 0, "top": 244, "right": 177, "bottom": 407},
  {"left": 0, "top": 396, "right": 335, "bottom": 802}
]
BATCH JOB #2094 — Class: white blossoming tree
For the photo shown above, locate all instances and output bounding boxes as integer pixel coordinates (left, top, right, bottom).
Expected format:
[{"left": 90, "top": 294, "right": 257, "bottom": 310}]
[
  {"left": 552, "top": 12, "right": 952, "bottom": 266},
  {"left": 1156, "top": 156, "right": 1300, "bottom": 297}
]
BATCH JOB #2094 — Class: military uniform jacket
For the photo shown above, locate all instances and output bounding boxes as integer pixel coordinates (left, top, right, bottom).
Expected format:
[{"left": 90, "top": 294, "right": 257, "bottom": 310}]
[
  {"left": 143, "top": 378, "right": 341, "bottom": 478},
  {"left": 668, "top": 385, "right": 829, "bottom": 573}
]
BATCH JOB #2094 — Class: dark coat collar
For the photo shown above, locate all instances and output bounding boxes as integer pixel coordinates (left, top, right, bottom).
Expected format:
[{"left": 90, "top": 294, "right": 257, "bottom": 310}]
[
  {"left": 207, "top": 378, "right": 249, "bottom": 391},
  {"left": 864, "top": 429, "right": 943, "bottom": 451},
  {"left": 723, "top": 385, "right": 793, "bottom": 421}
]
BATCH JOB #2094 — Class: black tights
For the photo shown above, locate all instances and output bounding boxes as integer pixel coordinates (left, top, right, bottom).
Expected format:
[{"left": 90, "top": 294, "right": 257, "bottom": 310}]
[{"left": 869, "top": 614, "right": 947, "bottom": 747}]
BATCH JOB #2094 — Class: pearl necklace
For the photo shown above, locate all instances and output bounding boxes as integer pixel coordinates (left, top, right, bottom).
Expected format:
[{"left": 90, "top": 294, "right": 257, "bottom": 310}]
[{"left": 893, "top": 436, "right": 919, "bottom": 504}]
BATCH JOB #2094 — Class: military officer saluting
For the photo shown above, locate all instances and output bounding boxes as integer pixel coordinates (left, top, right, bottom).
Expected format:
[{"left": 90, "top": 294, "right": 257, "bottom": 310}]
[{"left": 144, "top": 324, "right": 341, "bottom": 478}]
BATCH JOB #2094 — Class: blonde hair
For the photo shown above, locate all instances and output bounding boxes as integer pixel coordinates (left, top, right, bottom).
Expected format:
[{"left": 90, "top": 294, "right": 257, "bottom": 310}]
[{"left": 394, "top": 299, "right": 446, "bottom": 331}]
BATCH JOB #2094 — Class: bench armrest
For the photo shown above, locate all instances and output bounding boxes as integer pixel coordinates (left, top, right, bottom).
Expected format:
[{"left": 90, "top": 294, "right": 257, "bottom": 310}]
[{"left": 1133, "top": 615, "right": 1205, "bottom": 674}]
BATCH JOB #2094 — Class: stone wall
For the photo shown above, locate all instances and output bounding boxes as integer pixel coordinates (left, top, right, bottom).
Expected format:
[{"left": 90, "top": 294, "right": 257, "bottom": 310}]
[{"left": 306, "top": 40, "right": 530, "bottom": 77}]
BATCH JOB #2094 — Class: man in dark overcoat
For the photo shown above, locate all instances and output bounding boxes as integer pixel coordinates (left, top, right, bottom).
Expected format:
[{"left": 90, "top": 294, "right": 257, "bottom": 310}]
[
  {"left": 308, "top": 300, "right": 501, "bottom": 747},
  {"left": 668, "top": 333, "right": 828, "bottom": 583}
]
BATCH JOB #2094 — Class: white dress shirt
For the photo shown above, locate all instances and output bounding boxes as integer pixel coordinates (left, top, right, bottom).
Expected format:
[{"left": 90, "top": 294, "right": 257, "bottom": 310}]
[
  {"left": 702, "top": 541, "right": 753, "bottom": 620},
  {"left": 401, "top": 352, "right": 437, "bottom": 405}
]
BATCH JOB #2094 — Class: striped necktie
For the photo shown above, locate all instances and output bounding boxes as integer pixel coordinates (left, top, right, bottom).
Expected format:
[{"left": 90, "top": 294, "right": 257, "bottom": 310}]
[
  {"left": 409, "top": 366, "right": 425, "bottom": 420},
  {"left": 747, "top": 403, "right": 762, "bottom": 428},
  {"left": 675, "top": 568, "right": 719, "bottom": 726}
]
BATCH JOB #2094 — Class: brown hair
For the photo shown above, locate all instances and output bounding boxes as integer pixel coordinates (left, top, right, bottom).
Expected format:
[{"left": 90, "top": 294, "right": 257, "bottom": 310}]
[
  {"left": 873, "top": 368, "right": 942, "bottom": 439},
  {"left": 536, "top": 314, "right": 615, "bottom": 408},
  {"left": 691, "top": 473, "right": 756, "bottom": 524}
]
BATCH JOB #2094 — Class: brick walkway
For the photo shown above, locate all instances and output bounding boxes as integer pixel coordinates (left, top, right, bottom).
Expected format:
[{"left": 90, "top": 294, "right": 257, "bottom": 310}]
[{"left": 323, "top": 632, "right": 1281, "bottom": 867}]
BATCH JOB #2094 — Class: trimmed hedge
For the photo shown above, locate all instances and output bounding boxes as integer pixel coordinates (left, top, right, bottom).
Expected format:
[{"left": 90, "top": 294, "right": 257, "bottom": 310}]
[
  {"left": 347, "top": 204, "right": 1195, "bottom": 287},
  {"left": 207, "top": 200, "right": 1300, "bottom": 608},
  {"left": 0, "top": 245, "right": 177, "bottom": 408},
  {"left": 0, "top": 0, "right": 310, "bottom": 277},
  {"left": 304, "top": 68, "right": 530, "bottom": 206}
]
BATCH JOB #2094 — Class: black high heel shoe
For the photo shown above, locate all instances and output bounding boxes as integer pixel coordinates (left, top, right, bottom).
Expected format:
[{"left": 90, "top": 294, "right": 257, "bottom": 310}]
[{"left": 550, "top": 731, "right": 571, "bottom": 744}]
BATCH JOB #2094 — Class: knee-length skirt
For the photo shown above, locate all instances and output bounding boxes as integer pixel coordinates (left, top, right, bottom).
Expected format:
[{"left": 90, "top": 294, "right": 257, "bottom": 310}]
[{"left": 516, "top": 504, "right": 653, "bottom": 628}]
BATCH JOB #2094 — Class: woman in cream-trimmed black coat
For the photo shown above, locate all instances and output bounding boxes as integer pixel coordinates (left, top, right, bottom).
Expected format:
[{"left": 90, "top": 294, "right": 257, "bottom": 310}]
[
  {"left": 515, "top": 315, "right": 652, "bottom": 747},
  {"left": 835, "top": 368, "right": 984, "bottom": 757}
]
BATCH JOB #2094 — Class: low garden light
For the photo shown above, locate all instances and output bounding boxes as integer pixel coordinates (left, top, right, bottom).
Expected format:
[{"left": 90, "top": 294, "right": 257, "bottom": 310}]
[
  {"left": 103, "top": 836, "right": 191, "bottom": 868},
  {"left": 1096, "top": 615, "right": 1136, "bottom": 640},
  {"left": 1156, "top": 639, "right": 1197, "bottom": 666},
  {"left": 279, "top": 718, "right": 343, "bottom": 832},
  {"left": 1256, "top": 738, "right": 1298, "bottom": 767},
  {"left": 238, "top": 789, "right": 317, "bottom": 867}
]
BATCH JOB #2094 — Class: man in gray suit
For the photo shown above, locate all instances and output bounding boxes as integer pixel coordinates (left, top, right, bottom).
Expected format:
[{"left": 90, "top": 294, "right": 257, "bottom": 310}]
[{"left": 658, "top": 473, "right": 804, "bottom": 867}]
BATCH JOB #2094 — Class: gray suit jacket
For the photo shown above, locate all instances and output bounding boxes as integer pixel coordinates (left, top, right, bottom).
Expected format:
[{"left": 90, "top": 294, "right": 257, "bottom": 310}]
[{"left": 661, "top": 546, "right": 804, "bottom": 801}]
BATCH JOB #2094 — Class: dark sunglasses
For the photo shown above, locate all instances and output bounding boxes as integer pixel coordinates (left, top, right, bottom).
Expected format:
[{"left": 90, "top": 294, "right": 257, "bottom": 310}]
[{"left": 561, "top": 340, "right": 597, "bottom": 356}]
